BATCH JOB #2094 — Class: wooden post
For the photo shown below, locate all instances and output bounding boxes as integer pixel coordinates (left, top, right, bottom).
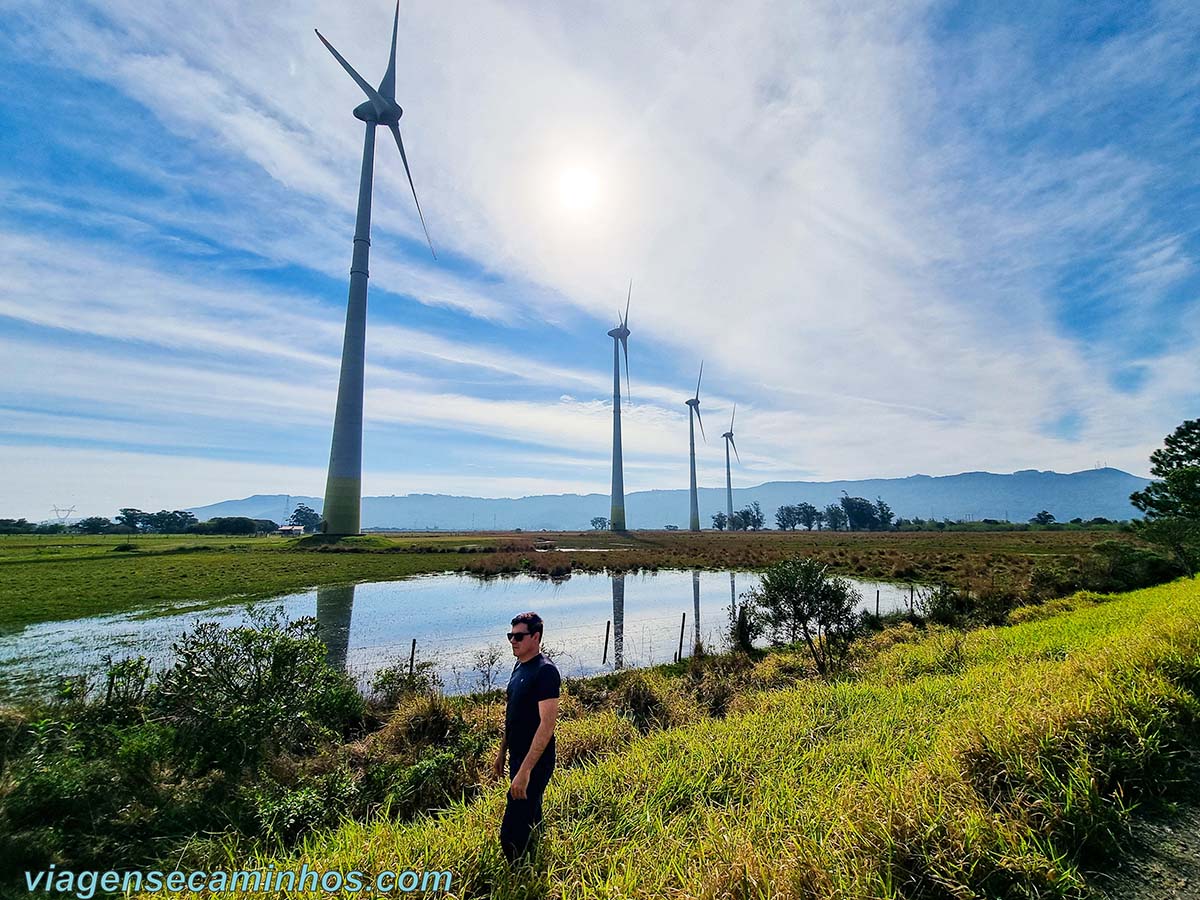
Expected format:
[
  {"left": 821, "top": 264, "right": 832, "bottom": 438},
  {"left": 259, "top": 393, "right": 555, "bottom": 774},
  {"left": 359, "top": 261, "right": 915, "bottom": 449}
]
[
  {"left": 408, "top": 638, "right": 417, "bottom": 676},
  {"left": 677, "top": 612, "right": 686, "bottom": 662},
  {"left": 876, "top": 589, "right": 880, "bottom": 618},
  {"left": 909, "top": 584, "right": 914, "bottom": 612},
  {"left": 602, "top": 620, "right": 611, "bottom": 665}
]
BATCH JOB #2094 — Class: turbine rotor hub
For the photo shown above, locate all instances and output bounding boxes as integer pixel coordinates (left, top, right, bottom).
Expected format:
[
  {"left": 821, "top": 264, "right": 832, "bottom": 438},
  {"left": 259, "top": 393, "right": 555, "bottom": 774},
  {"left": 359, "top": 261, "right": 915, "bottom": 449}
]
[{"left": 353, "top": 99, "right": 403, "bottom": 124}]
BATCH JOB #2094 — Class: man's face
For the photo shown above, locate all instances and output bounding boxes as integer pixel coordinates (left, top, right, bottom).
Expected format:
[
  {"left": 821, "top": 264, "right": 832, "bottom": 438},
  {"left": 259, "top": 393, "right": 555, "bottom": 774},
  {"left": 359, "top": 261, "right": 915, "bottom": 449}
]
[{"left": 507, "top": 624, "right": 536, "bottom": 657}]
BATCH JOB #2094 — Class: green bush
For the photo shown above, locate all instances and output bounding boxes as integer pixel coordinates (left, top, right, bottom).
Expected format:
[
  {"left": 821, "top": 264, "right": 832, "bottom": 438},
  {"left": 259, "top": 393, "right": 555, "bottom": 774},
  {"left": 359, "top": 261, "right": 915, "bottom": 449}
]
[
  {"left": 1085, "top": 540, "right": 1183, "bottom": 592},
  {"left": 370, "top": 658, "right": 442, "bottom": 709},
  {"left": 154, "top": 608, "right": 364, "bottom": 771},
  {"left": 0, "top": 611, "right": 365, "bottom": 876}
]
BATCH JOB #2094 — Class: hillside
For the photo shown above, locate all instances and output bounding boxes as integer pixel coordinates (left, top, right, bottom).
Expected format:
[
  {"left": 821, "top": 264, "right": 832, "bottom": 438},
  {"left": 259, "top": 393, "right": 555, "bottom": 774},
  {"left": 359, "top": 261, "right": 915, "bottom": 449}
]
[{"left": 189, "top": 467, "right": 1150, "bottom": 530}]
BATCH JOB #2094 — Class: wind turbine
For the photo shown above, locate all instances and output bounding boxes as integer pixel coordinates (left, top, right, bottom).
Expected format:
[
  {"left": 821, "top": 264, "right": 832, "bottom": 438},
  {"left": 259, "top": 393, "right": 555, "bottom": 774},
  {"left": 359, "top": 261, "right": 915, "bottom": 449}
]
[
  {"left": 315, "top": 4, "right": 435, "bottom": 536},
  {"left": 607, "top": 283, "right": 632, "bottom": 531},
  {"left": 722, "top": 404, "right": 740, "bottom": 525},
  {"left": 685, "top": 362, "right": 705, "bottom": 532}
]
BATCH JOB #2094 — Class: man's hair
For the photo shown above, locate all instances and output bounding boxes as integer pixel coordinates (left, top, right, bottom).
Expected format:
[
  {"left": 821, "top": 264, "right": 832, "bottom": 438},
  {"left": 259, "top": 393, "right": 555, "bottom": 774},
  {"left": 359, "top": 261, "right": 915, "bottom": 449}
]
[{"left": 511, "top": 611, "right": 544, "bottom": 637}]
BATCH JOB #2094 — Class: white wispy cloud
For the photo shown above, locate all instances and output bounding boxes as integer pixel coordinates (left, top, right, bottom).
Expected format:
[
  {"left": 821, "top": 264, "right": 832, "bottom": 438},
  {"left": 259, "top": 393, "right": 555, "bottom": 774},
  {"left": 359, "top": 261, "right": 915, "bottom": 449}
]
[{"left": 1, "top": 0, "right": 1196, "bottom": 518}]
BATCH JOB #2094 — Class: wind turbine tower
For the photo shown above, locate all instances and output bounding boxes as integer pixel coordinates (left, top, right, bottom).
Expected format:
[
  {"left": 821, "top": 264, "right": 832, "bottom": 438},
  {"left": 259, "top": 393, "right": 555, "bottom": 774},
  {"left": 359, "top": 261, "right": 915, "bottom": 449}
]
[
  {"left": 315, "top": 4, "right": 435, "bottom": 535},
  {"left": 685, "top": 362, "right": 705, "bottom": 531},
  {"left": 722, "top": 405, "right": 740, "bottom": 523},
  {"left": 607, "top": 284, "right": 632, "bottom": 530}
]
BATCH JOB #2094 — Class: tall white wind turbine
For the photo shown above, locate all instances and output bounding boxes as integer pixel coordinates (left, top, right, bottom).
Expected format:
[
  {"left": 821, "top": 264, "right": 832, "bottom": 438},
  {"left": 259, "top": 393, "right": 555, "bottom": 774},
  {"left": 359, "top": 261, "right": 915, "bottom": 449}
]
[
  {"left": 685, "top": 362, "right": 705, "bottom": 532},
  {"left": 608, "top": 284, "right": 632, "bottom": 530},
  {"left": 722, "top": 404, "right": 740, "bottom": 525},
  {"left": 315, "top": 4, "right": 435, "bottom": 535}
]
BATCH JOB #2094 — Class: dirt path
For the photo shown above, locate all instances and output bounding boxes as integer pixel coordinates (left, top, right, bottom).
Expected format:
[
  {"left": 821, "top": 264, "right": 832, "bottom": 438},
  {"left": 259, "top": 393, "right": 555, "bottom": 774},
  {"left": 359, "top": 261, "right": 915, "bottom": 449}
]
[{"left": 1089, "top": 801, "right": 1200, "bottom": 899}]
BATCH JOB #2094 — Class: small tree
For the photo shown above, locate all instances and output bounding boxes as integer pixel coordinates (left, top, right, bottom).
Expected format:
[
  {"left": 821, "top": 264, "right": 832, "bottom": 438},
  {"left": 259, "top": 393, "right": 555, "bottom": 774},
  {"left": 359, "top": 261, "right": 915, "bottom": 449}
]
[
  {"left": 71, "top": 516, "right": 113, "bottom": 534},
  {"left": 795, "top": 502, "right": 819, "bottom": 531},
  {"left": 711, "top": 512, "right": 728, "bottom": 531},
  {"left": 736, "top": 501, "right": 765, "bottom": 531},
  {"left": 823, "top": 504, "right": 847, "bottom": 532},
  {"left": 874, "top": 497, "right": 894, "bottom": 531},
  {"left": 289, "top": 503, "right": 322, "bottom": 532},
  {"left": 1131, "top": 419, "right": 1200, "bottom": 574},
  {"left": 775, "top": 505, "right": 798, "bottom": 531},
  {"left": 745, "top": 557, "right": 862, "bottom": 677},
  {"left": 116, "top": 508, "right": 149, "bottom": 531},
  {"left": 590, "top": 516, "right": 609, "bottom": 530},
  {"left": 839, "top": 494, "right": 878, "bottom": 531}
]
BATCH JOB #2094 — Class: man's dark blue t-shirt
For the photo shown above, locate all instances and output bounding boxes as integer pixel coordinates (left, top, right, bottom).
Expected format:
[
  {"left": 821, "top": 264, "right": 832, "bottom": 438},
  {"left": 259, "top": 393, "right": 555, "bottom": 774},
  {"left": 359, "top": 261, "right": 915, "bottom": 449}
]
[{"left": 505, "top": 652, "right": 560, "bottom": 770}]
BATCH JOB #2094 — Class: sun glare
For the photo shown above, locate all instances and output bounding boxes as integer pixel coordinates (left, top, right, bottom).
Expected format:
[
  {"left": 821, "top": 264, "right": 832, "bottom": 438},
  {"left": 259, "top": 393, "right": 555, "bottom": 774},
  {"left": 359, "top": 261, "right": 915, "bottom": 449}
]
[{"left": 556, "top": 165, "right": 600, "bottom": 214}]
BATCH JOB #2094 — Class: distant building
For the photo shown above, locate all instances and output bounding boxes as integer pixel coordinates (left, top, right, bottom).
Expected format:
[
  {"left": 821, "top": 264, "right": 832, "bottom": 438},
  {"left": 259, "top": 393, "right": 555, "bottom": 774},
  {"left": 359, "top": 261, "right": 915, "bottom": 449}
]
[{"left": 277, "top": 525, "right": 306, "bottom": 536}]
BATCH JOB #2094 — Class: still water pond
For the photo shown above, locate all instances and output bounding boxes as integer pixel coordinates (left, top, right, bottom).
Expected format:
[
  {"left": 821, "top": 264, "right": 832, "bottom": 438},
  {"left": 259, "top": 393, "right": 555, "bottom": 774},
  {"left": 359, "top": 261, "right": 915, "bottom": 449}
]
[{"left": 0, "top": 571, "right": 917, "bottom": 698}]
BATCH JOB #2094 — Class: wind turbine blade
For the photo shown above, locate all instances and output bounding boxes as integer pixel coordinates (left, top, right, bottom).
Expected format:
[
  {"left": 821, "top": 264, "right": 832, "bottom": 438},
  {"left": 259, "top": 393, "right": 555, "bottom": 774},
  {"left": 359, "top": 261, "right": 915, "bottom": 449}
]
[
  {"left": 388, "top": 123, "right": 437, "bottom": 259},
  {"left": 730, "top": 435, "right": 740, "bottom": 463},
  {"left": 694, "top": 360, "right": 704, "bottom": 401},
  {"left": 624, "top": 280, "right": 631, "bottom": 328},
  {"left": 378, "top": 1, "right": 399, "bottom": 100},
  {"left": 315, "top": 29, "right": 386, "bottom": 116},
  {"left": 695, "top": 405, "right": 706, "bottom": 442},
  {"left": 729, "top": 403, "right": 736, "bottom": 433},
  {"left": 620, "top": 335, "right": 631, "bottom": 404}
]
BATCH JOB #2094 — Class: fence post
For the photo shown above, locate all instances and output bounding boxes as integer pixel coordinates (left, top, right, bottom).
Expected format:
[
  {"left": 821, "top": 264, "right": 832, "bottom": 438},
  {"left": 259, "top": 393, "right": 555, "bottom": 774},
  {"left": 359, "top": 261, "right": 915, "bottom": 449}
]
[
  {"left": 408, "top": 638, "right": 417, "bottom": 677},
  {"left": 876, "top": 588, "right": 880, "bottom": 618},
  {"left": 677, "top": 612, "right": 686, "bottom": 662},
  {"left": 909, "top": 584, "right": 914, "bottom": 612},
  {"left": 602, "top": 620, "right": 611, "bottom": 665}
]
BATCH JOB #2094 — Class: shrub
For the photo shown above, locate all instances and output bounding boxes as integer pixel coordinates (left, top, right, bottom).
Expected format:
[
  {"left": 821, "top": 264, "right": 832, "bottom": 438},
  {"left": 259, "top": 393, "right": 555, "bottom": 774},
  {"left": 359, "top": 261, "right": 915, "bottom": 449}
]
[
  {"left": 370, "top": 659, "right": 441, "bottom": 709},
  {"left": 154, "top": 608, "right": 364, "bottom": 771},
  {"left": 1084, "top": 540, "right": 1183, "bottom": 592},
  {"left": 914, "top": 583, "right": 969, "bottom": 626},
  {"left": 745, "top": 557, "right": 864, "bottom": 677},
  {"left": 249, "top": 765, "right": 359, "bottom": 846}
]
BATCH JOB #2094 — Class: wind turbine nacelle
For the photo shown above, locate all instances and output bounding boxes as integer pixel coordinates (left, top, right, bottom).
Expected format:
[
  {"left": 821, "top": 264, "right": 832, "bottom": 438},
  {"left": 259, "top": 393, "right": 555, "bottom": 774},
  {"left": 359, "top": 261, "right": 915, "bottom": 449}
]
[{"left": 353, "top": 99, "right": 403, "bottom": 124}]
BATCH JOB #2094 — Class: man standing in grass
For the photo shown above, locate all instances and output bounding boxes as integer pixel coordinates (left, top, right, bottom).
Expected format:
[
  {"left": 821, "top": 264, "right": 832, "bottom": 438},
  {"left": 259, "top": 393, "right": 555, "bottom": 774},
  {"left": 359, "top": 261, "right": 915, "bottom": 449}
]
[{"left": 493, "top": 611, "right": 560, "bottom": 865}]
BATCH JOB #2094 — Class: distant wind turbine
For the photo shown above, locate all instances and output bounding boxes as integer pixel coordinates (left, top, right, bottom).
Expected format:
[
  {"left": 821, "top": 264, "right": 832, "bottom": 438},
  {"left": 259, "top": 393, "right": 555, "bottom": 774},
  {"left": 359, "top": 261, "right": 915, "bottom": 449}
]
[
  {"left": 608, "top": 283, "right": 632, "bottom": 531},
  {"left": 315, "top": 3, "right": 435, "bottom": 536},
  {"left": 722, "top": 404, "right": 740, "bottom": 525},
  {"left": 685, "top": 362, "right": 705, "bottom": 532}
]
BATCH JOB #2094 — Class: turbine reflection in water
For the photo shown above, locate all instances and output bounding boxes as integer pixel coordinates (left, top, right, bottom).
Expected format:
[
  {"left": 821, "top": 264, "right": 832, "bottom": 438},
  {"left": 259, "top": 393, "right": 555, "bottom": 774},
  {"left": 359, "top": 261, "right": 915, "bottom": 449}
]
[
  {"left": 315, "top": 584, "right": 356, "bottom": 671},
  {"left": 611, "top": 572, "right": 625, "bottom": 669}
]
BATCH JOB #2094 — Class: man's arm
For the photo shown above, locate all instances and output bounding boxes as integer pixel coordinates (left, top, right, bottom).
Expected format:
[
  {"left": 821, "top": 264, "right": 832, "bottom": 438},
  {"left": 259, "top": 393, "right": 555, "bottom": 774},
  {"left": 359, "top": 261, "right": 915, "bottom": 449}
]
[{"left": 509, "top": 697, "right": 558, "bottom": 799}]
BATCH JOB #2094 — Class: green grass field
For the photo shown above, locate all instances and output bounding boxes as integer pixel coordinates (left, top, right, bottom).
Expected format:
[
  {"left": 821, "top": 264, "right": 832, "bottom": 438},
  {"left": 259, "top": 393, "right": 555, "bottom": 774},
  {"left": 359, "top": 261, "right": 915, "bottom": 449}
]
[
  {"left": 201, "top": 577, "right": 1200, "bottom": 900},
  {"left": 0, "top": 529, "right": 1131, "bottom": 632}
]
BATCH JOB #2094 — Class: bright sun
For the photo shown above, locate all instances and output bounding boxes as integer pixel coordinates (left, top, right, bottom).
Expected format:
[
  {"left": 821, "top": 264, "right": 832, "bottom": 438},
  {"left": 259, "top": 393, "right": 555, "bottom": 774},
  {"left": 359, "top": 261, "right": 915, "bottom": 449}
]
[{"left": 556, "top": 165, "right": 600, "bottom": 213}]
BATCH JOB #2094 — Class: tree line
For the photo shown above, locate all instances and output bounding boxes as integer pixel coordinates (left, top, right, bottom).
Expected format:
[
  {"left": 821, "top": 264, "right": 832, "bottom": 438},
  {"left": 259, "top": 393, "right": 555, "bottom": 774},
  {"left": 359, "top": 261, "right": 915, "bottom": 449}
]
[
  {"left": 0, "top": 503, "right": 326, "bottom": 536},
  {"left": 711, "top": 494, "right": 893, "bottom": 532}
]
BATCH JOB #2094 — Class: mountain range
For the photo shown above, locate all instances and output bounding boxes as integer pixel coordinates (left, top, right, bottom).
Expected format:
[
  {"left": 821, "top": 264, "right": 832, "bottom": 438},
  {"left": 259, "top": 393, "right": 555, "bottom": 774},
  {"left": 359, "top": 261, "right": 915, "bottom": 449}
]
[{"left": 188, "top": 468, "right": 1150, "bottom": 531}]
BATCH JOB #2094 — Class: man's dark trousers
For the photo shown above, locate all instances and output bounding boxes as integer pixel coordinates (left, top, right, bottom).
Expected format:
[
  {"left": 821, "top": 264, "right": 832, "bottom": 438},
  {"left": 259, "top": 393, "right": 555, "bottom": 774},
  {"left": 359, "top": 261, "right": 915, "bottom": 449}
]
[{"left": 500, "top": 753, "right": 554, "bottom": 864}]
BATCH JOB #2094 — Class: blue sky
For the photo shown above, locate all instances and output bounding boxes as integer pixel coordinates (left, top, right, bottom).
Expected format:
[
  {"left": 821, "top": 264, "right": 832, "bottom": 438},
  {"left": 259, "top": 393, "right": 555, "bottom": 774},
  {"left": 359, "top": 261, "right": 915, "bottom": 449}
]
[{"left": 0, "top": 0, "right": 1197, "bottom": 519}]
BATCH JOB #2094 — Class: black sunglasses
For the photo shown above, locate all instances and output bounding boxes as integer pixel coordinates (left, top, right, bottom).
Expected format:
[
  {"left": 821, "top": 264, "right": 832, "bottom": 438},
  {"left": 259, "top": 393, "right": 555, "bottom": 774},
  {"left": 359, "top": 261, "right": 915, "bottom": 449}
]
[{"left": 506, "top": 631, "right": 533, "bottom": 642}]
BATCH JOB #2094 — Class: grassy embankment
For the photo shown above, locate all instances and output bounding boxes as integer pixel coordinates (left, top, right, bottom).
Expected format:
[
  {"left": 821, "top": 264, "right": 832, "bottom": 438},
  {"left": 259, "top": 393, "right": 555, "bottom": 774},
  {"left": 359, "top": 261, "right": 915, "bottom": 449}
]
[
  {"left": 207, "top": 578, "right": 1200, "bottom": 900},
  {"left": 0, "top": 529, "right": 1133, "bottom": 631}
]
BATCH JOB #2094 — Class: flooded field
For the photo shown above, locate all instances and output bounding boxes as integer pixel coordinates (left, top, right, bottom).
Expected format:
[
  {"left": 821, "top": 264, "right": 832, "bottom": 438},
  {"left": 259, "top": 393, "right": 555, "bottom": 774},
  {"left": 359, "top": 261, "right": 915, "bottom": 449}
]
[{"left": 0, "top": 570, "right": 918, "bottom": 698}]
